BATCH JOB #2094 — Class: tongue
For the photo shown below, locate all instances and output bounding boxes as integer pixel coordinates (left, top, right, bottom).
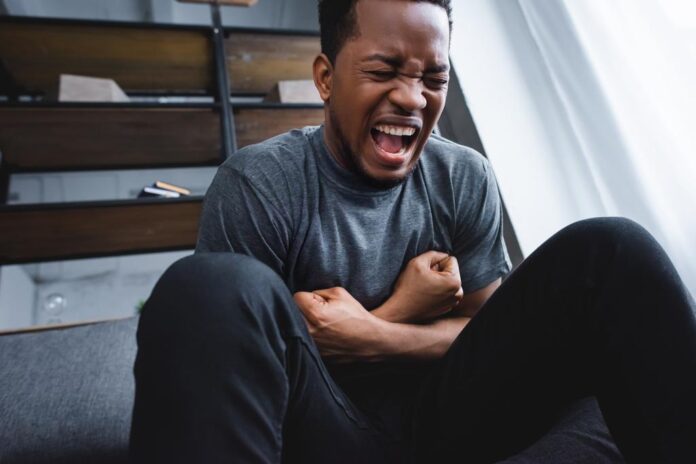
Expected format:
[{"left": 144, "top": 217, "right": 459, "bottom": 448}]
[{"left": 373, "top": 130, "right": 404, "bottom": 153}]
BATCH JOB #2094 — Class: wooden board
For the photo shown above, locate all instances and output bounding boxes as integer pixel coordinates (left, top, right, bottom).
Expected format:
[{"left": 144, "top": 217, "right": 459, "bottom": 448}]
[
  {"left": 0, "top": 198, "right": 203, "bottom": 264},
  {"left": 0, "top": 107, "right": 222, "bottom": 170},
  {"left": 0, "top": 22, "right": 214, "bottom": 94},
  {"left": 233, "top": 106, "right": 324, "bottom": 148},
  {"left": 0, "top": 19, "right": 320, "bottom": 96},
  {"left": 226, "top": 32, "right": 320, "bottom": 94},
  {"left": 0, "top": 105, "right": 324, "bottom": 171}
]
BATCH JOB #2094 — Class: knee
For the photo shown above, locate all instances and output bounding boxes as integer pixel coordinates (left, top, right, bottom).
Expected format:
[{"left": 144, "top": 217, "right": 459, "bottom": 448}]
[
  {"left": 561, "top": 216, "right": 647, "bottom": 240},
  {"left": 556, "top": 217, "right": 674, "bottom": 276},
  {"left": 140, "top": 252, "right": 287, "bottom": 331},
  {"left": 161, "top": 252, "right": 281, "bottom": 293},
  {"left": 559, "top": 217, "right": 657, "bottom": 253}
]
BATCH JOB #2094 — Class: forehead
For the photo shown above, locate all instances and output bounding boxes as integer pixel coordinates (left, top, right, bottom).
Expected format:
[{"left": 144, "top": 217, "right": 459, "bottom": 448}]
[{"left": 349, "top": 0, "right": 450, "bottom": 64}]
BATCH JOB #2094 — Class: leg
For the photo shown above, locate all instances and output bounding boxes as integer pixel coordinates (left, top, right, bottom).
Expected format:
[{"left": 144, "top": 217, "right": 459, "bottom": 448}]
[
  {"left": 409, "top": 217, "right": 696, "bottom": 463},
  {"left": 498, "top": 397, "right": 624, "bottom": 464},
  {"left": 129, "top": 253, "right": 383, "bottom": 463}
]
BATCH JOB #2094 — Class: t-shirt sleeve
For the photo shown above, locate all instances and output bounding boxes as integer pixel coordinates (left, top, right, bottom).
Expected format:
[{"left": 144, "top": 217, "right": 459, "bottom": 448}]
[
  {"left": 453, "top": 157, "right": 512, "bottom": 292},
  {"left": 195, "top": 165, "right": 291, "bottom": 278}
]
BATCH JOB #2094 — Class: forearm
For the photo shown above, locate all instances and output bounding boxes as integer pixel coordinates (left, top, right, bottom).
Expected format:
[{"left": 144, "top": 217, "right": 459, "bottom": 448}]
[
  {"left": 363, "top": 278, "right": 501, "bottom": 361},
  {"left": 362, "top": 314, "right": 470, "bottom": 361}
]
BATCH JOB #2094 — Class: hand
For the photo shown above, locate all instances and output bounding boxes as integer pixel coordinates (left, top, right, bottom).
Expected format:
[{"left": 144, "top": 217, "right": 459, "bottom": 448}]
[
  {"left": 372, "top": 251, "right": 464, "bottom": 323},
  {"left": 293, "top": 287, "right": 386, "bottom": 363}
]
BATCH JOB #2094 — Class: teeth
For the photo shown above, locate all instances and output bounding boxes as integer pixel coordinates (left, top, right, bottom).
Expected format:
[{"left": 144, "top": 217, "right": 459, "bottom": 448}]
[{"left": 374, "top": 125, "right": 416, "bottom": 137}]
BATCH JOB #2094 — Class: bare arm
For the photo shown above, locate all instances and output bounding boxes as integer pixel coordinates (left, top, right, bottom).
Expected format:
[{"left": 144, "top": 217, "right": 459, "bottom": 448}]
[
  {"left": 293, "top": 250, "right": 501, "bottom": 363},
  {"left": 374, "top": 279, "right": 501, "bottom": 360}
]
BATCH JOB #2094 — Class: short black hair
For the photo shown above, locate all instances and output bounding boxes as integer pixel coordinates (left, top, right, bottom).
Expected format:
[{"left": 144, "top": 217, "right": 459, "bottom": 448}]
[{"left": 318, "top": 0, "right": 453, "bottom": 64}]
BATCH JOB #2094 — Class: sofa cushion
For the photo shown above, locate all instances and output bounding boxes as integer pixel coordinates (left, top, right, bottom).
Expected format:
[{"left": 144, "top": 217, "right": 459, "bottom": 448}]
[{"left": 0, "top": 317, "right": 137, "bottom": 464}]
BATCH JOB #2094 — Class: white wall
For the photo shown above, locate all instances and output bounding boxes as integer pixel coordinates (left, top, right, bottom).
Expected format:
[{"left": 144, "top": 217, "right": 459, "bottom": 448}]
[
  {"left": 450, "top": 0, "right": 605, "bottom": 256},
  {"left": 0, "top": 267, "right": 35, "bottom": 329}
]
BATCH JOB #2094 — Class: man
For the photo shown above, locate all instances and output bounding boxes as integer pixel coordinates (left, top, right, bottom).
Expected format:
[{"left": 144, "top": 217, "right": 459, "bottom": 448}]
[{"left": 130, "top": 0, "right": 696, "bottom": 462}]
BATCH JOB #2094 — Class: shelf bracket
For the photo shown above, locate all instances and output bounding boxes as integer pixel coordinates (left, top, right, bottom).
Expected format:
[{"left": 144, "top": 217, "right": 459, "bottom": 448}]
[{"left": 210, "top": 1, "right": 240, "bottom": 159}]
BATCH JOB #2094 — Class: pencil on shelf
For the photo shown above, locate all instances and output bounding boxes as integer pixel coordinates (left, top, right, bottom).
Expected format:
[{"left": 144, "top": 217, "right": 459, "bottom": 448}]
[{"left": 137, "top": 181, "right": 191, "bottom": 199}]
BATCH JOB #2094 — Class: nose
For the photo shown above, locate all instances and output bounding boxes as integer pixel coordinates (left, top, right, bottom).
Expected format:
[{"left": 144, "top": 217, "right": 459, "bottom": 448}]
[{"left": 388, "top": 77, "right": 427, "bottom": 113}]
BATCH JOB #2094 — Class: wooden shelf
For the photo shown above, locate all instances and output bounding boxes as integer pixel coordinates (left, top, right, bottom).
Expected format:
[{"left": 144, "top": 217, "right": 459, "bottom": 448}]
[
  {"left": 0, "top": 104, "right": 221, "bottom": 171},
  {"left": 0, "top": 197, "right": 203, "bottom": 264},
  {"left": 0, "top": 16, "right": 320, "bottom": 97},
  {"left": 233, "top": 104, "right": 324, "bottom": 150},
  {"left": 0, "top": 104, "right": 324, "bottom": 172},
  {"left": 226, "top": 32, "right": 320, "bottom": 95},
  {"left": 0, "top": 19, "right": 214, "bottom": 94}
]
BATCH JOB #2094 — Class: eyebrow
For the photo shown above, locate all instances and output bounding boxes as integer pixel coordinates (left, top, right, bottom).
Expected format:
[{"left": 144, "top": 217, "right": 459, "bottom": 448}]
[{"left": 363, "top": 53, "right": 450, "bottom": 74}]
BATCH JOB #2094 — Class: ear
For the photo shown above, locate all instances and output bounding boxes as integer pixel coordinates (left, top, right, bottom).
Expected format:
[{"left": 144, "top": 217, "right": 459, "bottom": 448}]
[{"left": 313, "top": 53, "right": 334, "bottom": 103}]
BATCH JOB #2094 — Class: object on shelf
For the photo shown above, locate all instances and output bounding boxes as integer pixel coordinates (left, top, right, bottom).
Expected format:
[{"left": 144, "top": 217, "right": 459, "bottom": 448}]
[
  {"left": 139, "top": 187, "right": 180, "bottom": 199},
  {"left": 153, "top": 181, "right": 191, "bottom": 196},
  {"left": 58, "top": 74, "right": 129, "bottom": 103},
  {"left": 264, "top": 80, "right": 323, "bottom": 104},
  {"left": 137, "top": 181, "right": 191, "bottom": 199}
]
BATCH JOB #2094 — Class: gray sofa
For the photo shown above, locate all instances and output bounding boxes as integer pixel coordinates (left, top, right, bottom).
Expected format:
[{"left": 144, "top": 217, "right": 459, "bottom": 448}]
[
  {"left": 0, "top": 318, "right": 137, "bottom": 463},
  {"left": 0, "top": 317, "right": 622, "bottom": 463}
]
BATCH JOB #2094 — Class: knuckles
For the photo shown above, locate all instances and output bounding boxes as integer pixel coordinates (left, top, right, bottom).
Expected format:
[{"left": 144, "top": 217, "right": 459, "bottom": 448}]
[
  {"left": 325, "top": 286, "right": 350, "bottom": 299},
  {"left": 446, "top": 280, "right": 461, "bottom": 294}
]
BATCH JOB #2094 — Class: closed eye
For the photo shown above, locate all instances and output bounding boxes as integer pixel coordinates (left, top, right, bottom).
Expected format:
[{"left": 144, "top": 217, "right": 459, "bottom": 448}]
[
  {"left": 368, "top": 70, "right": 397, "bottom": 81},
  {"left": 425, "top": 76, "right": 449, "bottom": 89}
]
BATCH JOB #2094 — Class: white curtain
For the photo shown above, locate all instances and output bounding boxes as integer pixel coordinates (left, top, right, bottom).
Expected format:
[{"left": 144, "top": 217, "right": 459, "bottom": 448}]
[{"left": 516, "top": 0, "right": 696, "bottom": 296}]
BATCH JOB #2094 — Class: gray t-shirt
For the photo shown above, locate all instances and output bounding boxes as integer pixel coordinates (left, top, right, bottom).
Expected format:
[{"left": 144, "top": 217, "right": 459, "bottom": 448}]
[{"left": 195, "top": 125, "right": 511, "bottom": 309}]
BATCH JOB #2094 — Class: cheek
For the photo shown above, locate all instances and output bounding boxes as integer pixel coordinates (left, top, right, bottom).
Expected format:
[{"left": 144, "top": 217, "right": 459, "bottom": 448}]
[
  {"left": 426, "top": 92, "right": 447, "bottom": 117},
  {"left": 420, "top": 101, "right": 445, "bottom": 136}
]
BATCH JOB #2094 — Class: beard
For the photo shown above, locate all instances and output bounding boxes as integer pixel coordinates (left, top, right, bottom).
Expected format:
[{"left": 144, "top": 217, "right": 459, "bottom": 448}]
[{"left": 328, "top": 106, "right": 416, "bottom": 190}]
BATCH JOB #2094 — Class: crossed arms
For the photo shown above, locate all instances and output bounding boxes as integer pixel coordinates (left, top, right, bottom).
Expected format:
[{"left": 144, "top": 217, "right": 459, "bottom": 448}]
[{"left": 293, "top": 251, "right": 501, "bottom": 363}]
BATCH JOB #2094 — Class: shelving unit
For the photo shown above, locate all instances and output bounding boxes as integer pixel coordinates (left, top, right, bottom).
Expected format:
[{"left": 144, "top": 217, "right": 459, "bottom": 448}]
[
  {"left": 0, "top": 197, "right": 203, "bottom": 264},
  {"left": 0, "top": 14, "right": 324, "bottom": 264}
]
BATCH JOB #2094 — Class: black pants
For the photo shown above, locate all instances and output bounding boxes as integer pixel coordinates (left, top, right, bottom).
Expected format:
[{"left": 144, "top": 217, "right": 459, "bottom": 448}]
[{"left": 130, "top": 218, "right": 696, "bottom": 463}]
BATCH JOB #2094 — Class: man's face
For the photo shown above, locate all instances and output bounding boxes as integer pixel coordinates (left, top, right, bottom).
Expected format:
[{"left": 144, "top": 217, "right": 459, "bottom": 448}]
[{"left": 318, "top": 0, "right": 450, "bottom": 188}]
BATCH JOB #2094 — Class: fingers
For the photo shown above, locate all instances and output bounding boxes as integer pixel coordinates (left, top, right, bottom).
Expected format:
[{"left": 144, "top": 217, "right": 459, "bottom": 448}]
[
  {"left": 416, "top": 250, "right": 458, "bottom": 274},
  {"left": 293, "top": 291, "right": 325, "bottom": 311},
  {"left": 437, "top": 255, "right": 460, "bottom": 276},
  {"left": 433, "top": 256, "right": 463, "bottom": 300},
  {"left": 418, "top": 250, "right": 450, "bottom": 268},
  {"left": 454, "top": 286, "right": 464, "bottom": 303},
  {"left": 313, "top": 286, "right": 354, "bottom": 302}
]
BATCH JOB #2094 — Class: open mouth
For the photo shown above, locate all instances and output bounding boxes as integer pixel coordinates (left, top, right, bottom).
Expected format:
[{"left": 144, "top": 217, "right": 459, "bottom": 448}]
[{"left": 370, "top": 124, "right": 418, "bottom": 161}]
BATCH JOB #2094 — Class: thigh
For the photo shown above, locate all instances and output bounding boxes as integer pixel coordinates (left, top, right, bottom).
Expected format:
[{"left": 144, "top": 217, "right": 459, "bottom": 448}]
[
  {"left": 407, "top": 222, "right": 613, "bottom": 462},
  {"left": 407, "top": 286, "right": 591, "bottom": 462}
]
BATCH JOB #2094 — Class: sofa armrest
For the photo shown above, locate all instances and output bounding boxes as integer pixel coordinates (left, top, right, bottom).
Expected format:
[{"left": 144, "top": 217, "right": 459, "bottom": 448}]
[{"left": 0, "top": 317, "right": 138, "bottom": 464}]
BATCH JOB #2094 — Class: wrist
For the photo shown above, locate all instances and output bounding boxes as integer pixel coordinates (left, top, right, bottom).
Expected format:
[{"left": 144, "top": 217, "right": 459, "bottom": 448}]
[
  {"left": 372, "top": 296, "right": 410, "bottom": 323},
  {"left": 372, "top": 316, "right": 472, "bottom": 361},
  {"left": 356, "top": 312, "right": 397, "bottom": 361}
]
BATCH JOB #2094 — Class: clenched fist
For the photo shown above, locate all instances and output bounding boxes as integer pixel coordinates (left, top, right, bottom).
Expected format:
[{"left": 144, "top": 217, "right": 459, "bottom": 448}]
[
  {"left": 372, "top": 251, "right": 464, "bottom": 323},
  {"left": 293, "top": 287, "right": 387, "bottom": 363}
]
